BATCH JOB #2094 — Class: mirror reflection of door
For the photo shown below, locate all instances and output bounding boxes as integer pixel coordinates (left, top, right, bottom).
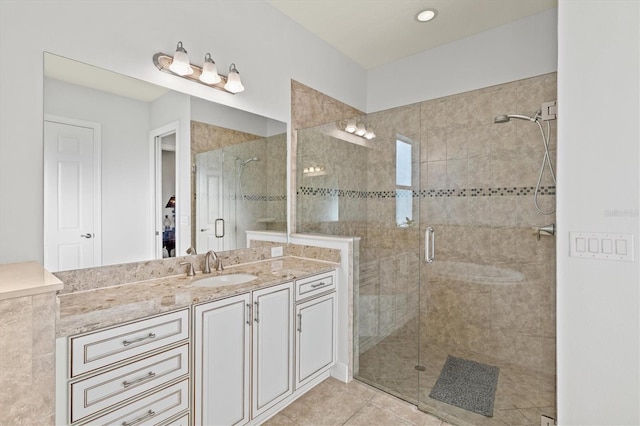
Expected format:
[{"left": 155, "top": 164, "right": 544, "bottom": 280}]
[
  {"left": 155, "top": 132, "right": 177, "bottom": 258},
  {"left": 43, "top": 116, "right": 102, "bottom": 272}
]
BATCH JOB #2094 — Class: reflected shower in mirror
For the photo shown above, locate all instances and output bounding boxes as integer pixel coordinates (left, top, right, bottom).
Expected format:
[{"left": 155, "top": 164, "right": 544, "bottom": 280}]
[
  {"left": 43, "top": 52, "right": 287, "bottom": 272},
  {"left": 192, "top": 131, "right": 286, "bottom": 253}
]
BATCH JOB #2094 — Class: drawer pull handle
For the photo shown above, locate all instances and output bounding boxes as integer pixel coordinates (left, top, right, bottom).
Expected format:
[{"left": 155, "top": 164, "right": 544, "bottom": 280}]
[
  {"left": 310, "top": 282, "right": 327, "bottom": 288},
  {"left": 246, "top": 303, "right": 251, "bottom": 325},
  {"left": 297, "top": 313, "right": 302, "bottom": 333},
  {"left": 121, "top": 409, "right": 156, "bottom": 426},
  {"left": 122, "top": 333, "right": 156, "bottom": 347},
  {"left": 254, "top": 301, "right": 260, "bottom": 323},
  {"left": 122, "top": 371, "right": 156, "bottom": 388}
]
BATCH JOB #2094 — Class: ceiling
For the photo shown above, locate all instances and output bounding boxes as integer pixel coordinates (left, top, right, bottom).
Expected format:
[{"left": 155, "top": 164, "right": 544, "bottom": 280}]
[{"left": 268, "top": 0, "right": 557, "bottom": 70}]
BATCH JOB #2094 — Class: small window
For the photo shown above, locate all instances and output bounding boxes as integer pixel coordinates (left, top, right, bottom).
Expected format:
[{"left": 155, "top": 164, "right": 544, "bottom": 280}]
[{"left": 395, "top": 139, "right": 413, "bottom": 227}]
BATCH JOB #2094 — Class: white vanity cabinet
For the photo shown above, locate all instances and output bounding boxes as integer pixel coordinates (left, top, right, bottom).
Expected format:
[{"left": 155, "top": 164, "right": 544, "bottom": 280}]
[
  {"left": 193, "top": 281, "right": 294, "bottom": 426},
  {"left": 294, "top": 271, "right": 337, "bottom": 389},
  {"left": 57, "top": 309, "right": 190, "bottom": 425}
]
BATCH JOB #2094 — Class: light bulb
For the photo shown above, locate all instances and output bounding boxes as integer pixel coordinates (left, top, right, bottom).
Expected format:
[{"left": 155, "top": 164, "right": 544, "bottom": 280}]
[
  {"left": 224, "top": 63, "right": 245, "bottom": 93},
  {"left": 355, "top": 123, "right": 366, "bottom": 137},
  {"left": 345, "top": 120, "right": 356, "bottom": 133},
  {"left": 364, "top": 130, "right": 376, "bottom": 140},
  {"left": 169, "top": 41, "right": 193, "bottom": 76},
  {"left": 200, "top": 53, "right": 221, "bottom": 84}
]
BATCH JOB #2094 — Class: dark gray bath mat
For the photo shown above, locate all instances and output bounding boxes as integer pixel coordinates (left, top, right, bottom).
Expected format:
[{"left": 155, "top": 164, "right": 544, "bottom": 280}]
[{"left": 429, "top": 355, "right": 499, "bottom": 417}]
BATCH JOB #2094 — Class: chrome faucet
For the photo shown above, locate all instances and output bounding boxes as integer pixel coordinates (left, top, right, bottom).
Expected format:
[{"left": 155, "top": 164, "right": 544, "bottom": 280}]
[{"left": 204, "top": 250, "right": 224, "bottom": 273}]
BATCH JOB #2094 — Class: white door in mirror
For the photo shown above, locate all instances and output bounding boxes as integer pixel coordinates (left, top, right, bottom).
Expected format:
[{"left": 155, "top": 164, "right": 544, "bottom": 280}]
[{"left": 44, "top": 119, "right": 101, "bottom": 272}]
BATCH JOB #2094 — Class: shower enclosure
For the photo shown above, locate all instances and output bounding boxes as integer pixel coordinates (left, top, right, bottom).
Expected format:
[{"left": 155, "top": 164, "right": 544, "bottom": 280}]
[{"left": 296, "top": 74, "right": 557, "bottom": 426}]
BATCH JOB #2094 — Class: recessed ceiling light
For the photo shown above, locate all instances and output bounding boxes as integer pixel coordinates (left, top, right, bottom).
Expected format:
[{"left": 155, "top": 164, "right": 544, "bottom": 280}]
[{"left": 416, "top": 8, "right": 438, "bottom": 22}]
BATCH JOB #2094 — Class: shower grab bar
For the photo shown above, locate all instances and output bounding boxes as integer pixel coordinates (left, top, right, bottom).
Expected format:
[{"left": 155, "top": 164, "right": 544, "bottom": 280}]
[{"left": 425, "top": 227, "right": 435, "bottom": 263}]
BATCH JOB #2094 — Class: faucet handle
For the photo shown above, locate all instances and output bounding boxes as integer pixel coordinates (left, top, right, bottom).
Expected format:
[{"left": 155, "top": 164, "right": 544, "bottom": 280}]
[
  {"left": 216, "top": 258, "right": 224, "bottom": 271},
  {"left": 180, "top": 261, "right": 196, "bottom": 276}
]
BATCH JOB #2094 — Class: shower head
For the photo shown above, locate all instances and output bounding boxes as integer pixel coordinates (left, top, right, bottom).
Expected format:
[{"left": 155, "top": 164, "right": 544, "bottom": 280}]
[
  {"left": 240, "top": 157, "right": 259, "bottom": 166},
  {"left": 493, "top": 114, "right": 537, "bottom": 124}
]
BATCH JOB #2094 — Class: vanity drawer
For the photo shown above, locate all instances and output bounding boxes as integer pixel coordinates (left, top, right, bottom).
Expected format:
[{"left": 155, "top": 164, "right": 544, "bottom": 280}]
[
  {"left": 160, "top": 412, "right": 190, "bottom": 426},
  {"left": 70, "top": 309, "right": 189, "bottom": 377},
  {"left": 77, "top": 379, "right": 189, "bottom": 426},
  {"left": 70, "top": 344, "right": 189, "bottom": 423},
  {"left": 295, "top": 271, "right": 335, "bottom": 301}
]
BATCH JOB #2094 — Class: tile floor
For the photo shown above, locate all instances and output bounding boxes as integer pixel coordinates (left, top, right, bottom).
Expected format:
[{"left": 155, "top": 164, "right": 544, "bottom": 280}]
[
  {"left": 262, "top": 377, "right": 450, "bottom": 426},
  {"left": 356, "top": 333, "right": 556, "bottom": 426}
]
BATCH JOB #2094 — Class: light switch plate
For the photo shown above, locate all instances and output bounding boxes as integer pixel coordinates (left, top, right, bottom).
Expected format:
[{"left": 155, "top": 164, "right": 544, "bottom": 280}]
[{"left": 569, "top": 232, "right": 634, "bottom": 261}]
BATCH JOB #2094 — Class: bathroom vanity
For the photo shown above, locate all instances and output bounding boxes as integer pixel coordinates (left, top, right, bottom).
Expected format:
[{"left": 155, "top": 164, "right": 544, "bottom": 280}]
[{"left": 55, "top": 257, "right": 338, "bottom": 425}]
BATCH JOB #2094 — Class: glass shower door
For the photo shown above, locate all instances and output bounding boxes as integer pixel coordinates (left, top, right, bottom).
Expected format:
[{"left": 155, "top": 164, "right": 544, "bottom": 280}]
[
  {"left": 416, "top": 77, "right": 557, "bottom": 426},
  {"left": 195, "top": 150, "right": 236, "bottom": 252}
]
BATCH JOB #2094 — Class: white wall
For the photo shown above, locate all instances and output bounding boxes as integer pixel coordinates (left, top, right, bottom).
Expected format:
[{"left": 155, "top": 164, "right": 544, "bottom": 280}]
[
  {"left": 0, "top": 0, "right": 366, "bottom": 264},
  {"left": 190, "top": 97, "right": 283, "bottom": 137},
  {"left": 557, "top": 1, "right": 640, "bottom": 425},
  {"left": 367, "top": 9, "right": 558, "bottom": 112},
  {"left": 44, "top": 78, "right": 152, "bottom": 265}
]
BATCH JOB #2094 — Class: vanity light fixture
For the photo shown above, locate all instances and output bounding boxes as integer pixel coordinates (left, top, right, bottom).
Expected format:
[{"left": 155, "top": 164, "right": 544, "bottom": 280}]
[
  {"left": 337, "top": 119, "right": 376, "bottom": 140},
  {"left": 153, "top": 41, "right": 244, "bottom": 94},
  {"left": 303, "top": 165, "right": 326, "bottom": 176}
]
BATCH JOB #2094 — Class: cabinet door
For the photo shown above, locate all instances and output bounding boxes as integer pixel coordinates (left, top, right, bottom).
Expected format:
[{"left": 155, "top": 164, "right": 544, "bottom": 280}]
[
  {"left": 296, "top": 292, "right": 336, "bottom": 388},
  {"left": 194, "top": 293, "right": 251, "bottom": 426},
  {"left": 252, "top": 282, "right": 294, "bottom": 417}
]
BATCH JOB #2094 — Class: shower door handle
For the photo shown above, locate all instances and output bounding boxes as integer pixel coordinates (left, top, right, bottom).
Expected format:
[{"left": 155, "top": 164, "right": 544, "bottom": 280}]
[
  {"left": 215, "top": 219, "right": 225, "bottom": 238},
  {"left": 425, "top": 227, "right": 435, "bottom": 263}
]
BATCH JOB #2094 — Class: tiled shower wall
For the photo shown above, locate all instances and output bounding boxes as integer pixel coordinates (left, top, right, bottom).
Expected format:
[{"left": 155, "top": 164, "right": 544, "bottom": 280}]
[{"left": 296, "top": 73, "right": 557, "bottom": 374}]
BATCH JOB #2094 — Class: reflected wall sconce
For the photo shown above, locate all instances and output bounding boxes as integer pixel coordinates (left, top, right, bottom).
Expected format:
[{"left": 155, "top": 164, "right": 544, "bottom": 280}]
[
  {"left": 153, "top": 41, "right": 245, "bottom": 94},
  {"left": 303, "top": 165, "right": 326, "bottom": 176},
  {"left": 340, "top": 119, "right": 375, "bottom": 140}
]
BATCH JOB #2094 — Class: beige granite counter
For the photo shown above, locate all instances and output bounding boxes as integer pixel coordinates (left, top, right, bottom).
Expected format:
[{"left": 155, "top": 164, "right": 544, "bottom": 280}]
[
  {"left": 56, "top": 256, "right": 337, "bottom": 338},
  {"left": 0, "top": 261, "right": 63, "bottom": 300}
]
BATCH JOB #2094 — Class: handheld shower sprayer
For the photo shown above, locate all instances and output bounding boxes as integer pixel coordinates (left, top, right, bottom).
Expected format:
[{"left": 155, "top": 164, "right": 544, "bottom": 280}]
[
  {"left": 494, "top": 114, "right": 536, "bottom": 123},
  {"left": 240, "top": 157, "right": 259, "bottom": 166},
  {"left": 493, "top": 108, "right": 556, "bottom": 215}
]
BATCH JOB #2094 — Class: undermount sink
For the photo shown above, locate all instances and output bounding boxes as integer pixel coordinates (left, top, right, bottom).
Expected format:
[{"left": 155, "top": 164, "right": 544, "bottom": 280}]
[{"left": 192, "top": 273, "right": 258, "bottom": 288}]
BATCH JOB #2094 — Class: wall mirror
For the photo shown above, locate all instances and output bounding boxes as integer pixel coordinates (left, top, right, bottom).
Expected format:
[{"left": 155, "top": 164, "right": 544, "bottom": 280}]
[{"left": 43, "top": 52, "right": 287, "bottom": 272}]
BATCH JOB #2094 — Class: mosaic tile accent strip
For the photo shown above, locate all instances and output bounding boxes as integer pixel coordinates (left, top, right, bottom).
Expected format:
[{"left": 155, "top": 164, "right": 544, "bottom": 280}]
[
  {"left": 226, "top": 194, "right": 287, "bottom": 201},
  {"left": 298, "top": 186, "right": 555, "bottom": 198}
]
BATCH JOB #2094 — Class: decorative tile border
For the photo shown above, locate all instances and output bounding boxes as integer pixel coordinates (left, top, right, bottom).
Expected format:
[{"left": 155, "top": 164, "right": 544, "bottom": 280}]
[
  {"left": 228, "top": 194, "right": 287, "bottom": 201},
  {"left": 298, "top": 186, "right": 555, "bottom": 198}
]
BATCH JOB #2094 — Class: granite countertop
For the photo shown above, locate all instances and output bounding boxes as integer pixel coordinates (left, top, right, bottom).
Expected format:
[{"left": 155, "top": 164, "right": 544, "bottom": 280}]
[
  {"left": 0, "top": 261, "right": 63, "bottom": 301},
  {"left": 56, "top": 256, "right": 337, "bottom": 337}
]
